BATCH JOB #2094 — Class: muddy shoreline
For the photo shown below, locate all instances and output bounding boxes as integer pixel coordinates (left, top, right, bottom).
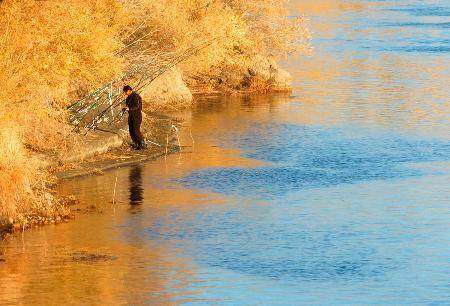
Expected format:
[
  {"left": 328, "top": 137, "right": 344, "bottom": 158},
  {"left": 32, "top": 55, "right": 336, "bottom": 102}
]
[{"left": 0, "top": 147, "right": 179, "bottom": 240}]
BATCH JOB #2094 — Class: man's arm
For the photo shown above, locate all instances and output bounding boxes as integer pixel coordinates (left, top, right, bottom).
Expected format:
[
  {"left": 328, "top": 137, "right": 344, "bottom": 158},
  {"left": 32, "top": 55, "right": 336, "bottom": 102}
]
[
  {"left": 137, "top": 94, "right": 143, "bottom": 111},
  {"left": 122, "top": 96, "right": 130, "bottom": 113}
]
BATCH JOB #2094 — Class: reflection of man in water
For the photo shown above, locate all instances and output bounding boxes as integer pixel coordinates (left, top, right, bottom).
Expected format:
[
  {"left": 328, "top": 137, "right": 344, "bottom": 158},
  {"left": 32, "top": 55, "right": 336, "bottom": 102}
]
[{"left": 129, "top": 166, "right": 144, "bottom": 205}]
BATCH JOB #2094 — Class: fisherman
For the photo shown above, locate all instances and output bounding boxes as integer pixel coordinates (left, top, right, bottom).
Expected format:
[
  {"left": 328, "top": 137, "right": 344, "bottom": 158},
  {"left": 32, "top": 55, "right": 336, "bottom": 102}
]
[{"left": 123, "top": 85, "right": 146, "bottom": 150}]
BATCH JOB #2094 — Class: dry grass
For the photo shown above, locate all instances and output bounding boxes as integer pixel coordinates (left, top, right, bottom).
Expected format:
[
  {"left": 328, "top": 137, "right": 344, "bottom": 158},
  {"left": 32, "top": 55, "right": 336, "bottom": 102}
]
[
  {"left": 0, "top": 0, "right": 309, "bottom": 229},
  {"left": 0, "top": 123, "right": 29, "bottom": 226}
]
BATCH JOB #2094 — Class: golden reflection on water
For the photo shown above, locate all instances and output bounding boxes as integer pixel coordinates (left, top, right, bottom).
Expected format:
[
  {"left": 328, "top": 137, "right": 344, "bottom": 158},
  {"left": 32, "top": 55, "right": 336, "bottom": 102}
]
[
  {"left": 294, "top": 0, "right": 370, "bottom": 14},
  {"left": 0, "top": 215, "right": 199, "bottom": 304},
  {"left": 288, "top": 55, "right": 450, "bottom": 128},
  {"left": 287, "top": 0, "right": 450, "bottom": 136}
]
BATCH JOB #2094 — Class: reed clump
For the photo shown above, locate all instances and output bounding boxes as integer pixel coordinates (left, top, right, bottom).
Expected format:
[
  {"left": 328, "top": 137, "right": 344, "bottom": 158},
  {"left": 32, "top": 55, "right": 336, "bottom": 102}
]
[{"left": 0, "top": 0, "right": 309, "bottom": 231}]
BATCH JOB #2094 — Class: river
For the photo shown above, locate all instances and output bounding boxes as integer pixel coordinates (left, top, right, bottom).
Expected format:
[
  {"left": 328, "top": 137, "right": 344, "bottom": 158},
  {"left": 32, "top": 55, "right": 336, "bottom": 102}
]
[{"left": 1, "top": 0, "right": 449, "bottom": 304}]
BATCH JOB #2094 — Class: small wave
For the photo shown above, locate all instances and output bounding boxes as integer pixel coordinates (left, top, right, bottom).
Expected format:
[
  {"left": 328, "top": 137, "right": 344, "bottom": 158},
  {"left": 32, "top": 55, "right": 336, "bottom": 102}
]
[
  {"left": 381, "top": 21, "right": 450, "bottom": 29},
  {"left": 386, "top": 7, "right": 450, "bottom": 17},
  {"left": 380, "top": 45, "right": 450, "bottom": 53}
]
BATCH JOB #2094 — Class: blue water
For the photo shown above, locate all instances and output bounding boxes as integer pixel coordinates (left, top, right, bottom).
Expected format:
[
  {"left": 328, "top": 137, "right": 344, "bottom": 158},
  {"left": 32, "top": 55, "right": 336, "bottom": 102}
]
[
  {"left": 166, "top": 106, "right": 449, "bottom": 303},
  {"left": 179, "top": 124, "right": 449, "bottom": 198},
  {"left": 1, "top": 0, "right": 449, "bottom": 305}
]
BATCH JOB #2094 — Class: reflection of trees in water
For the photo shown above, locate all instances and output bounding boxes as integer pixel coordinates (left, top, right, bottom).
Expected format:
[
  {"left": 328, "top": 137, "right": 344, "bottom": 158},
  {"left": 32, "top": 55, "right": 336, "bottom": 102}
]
[{"left": 129, "top": 166, "right": 143, "bottom": 205}]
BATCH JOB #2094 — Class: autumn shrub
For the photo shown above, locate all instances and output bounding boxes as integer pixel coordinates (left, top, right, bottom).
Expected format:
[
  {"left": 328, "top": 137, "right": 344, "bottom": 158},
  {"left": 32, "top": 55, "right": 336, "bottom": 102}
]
[{"left": 0, "top": 121, "right": 28, "bottom": 227}]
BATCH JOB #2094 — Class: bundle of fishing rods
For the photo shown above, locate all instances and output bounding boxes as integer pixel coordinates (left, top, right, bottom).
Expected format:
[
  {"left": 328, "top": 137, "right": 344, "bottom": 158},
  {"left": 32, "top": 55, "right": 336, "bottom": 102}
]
[{"left": 68, "top": 38, "right": 217, "bottom": 135}]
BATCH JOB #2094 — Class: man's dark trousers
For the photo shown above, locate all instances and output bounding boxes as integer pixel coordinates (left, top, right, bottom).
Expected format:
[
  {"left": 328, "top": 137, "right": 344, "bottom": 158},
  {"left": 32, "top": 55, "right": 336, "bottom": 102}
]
[{"left": 128, "top": 110, "right": 143, "bottom": 146}]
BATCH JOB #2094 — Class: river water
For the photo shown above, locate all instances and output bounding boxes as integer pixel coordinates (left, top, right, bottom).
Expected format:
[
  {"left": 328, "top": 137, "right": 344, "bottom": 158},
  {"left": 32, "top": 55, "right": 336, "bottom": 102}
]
[{"left": 1, "top": 0, "right": 449, "bottom": 304}]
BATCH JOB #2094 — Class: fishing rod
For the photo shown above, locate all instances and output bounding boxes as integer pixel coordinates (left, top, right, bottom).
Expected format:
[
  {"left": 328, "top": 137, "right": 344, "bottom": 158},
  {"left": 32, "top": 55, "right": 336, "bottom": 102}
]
[
  {"left": 67, "top": 64, "right": 145, "bottom": 112},
  {"left": 70, "top": 52, "right": 183, "bottom": 127},
  {"left": 69, "top": 65, "right": 147, "bottom": 131},
  {"left": 69, "top": 47, "right": 189, "bottom": 113},
  {"left": 69, "top": 34, "right": 220, "bottom": 115},
  {"left": 80, "top": 38, "right": 219, "bottom": 135}
]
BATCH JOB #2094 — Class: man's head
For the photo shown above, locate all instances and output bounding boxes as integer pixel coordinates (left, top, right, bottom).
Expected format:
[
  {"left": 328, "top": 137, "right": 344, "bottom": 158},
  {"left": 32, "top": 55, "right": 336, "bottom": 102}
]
[{"left": 123, "top": 85, "right": 133, "bottom": 96}]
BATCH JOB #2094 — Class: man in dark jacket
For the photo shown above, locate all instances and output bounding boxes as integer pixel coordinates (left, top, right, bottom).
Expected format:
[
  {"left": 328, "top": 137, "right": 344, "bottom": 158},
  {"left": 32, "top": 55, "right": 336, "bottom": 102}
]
[{"left": 123, "top": 85, "right": 146, "bottom": 150}]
